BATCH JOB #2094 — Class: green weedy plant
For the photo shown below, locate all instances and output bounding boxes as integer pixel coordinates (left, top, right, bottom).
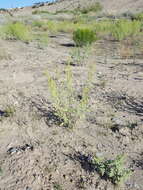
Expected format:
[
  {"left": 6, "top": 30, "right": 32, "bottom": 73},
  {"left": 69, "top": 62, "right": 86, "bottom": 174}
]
[
  {"left": 46, "top": 65, "right": 95, "bottom": 128},
  {"left": 70, "top": 45, "right": 92, "bottom": 66},
  {"left": 4, "top": 105, "right": 16, "bottom": 117},
  {"left": 1, "top": 22, "right": 31, "bottom": 42},
  {"left": 93, "top": 20, "right": 113, "bottom": 36},
  {"left": 92, "top": 154, "right": 132, "bottom": 185},
  {"left": 73, "top": 28, "right": 96, "bottom": 47},
  {"left": 134, "top": 12, "right": 143, "bottom": 21},
  {"left": 53, "top": 183, "right": 63, "bottom": 190}
]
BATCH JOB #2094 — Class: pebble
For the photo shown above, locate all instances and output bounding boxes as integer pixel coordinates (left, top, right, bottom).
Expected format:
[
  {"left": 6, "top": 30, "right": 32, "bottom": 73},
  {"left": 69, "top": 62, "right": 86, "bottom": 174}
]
[{"left": 119, "top": 127, "right": 130, "bottom": 136}]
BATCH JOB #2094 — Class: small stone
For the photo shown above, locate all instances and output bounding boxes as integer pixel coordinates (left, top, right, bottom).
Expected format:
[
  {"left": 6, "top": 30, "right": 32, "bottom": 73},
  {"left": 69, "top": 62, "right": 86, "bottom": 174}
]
[
  {"left": 119, "top": 127, "right": 130, "bottom": 136},
  {"left": 96, "top": 152, "right": 104, "bottom": 157},
  {"left": 26, "top": 187, "right": 32, "bottom": 190},
  {"left": 122, "top": 136, "right": 130, "bottom": 144},
  {"left": 112, "top": 118, "right": 126, "bottom": 127}
]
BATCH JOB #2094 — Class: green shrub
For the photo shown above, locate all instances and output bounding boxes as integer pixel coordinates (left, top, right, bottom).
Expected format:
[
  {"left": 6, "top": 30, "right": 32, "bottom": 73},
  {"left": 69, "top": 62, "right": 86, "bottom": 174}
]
[
  {"left": 92, "top": 154, "right": 132, "bottom": 185},
  {"left": 73, "top": 28, "right": 96, "bottom": 46},
  {"left": 46, "top": 65, "right": 95, "bottom": 128},
  {"left": 1, "top": 22, "right": 31, "bottom": 42},
  {"left": 33, "top": 20, "right": 81, "bottom": 34}
]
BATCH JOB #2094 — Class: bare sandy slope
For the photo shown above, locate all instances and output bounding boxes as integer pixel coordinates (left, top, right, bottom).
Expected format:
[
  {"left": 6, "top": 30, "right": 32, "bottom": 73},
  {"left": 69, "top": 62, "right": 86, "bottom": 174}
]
[
  {"left": 37, "top": 0, "right": 143, "bottom": 14},
  {"left": 10, "top": 0, "right": 143, "bottom": 17}
]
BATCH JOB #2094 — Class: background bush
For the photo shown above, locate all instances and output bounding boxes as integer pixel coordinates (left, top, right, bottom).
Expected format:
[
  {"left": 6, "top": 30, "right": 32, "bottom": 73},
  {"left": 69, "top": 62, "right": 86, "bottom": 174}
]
[
  {"left": 73, "top": 28, "right": 96, "bottom": 46},
  {"left": 79, "top": 2, "right": 102, "bottom": 14},
  {"left": 111, "top": 20, "right": 142, "bottom": 41},
  {"left": 1, "top": 22, "right": 31, "bottom": 42}
]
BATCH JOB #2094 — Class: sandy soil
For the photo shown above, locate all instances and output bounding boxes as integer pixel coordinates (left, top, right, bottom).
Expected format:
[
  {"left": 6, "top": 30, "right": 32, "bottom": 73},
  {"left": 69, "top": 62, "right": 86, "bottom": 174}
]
[
  {"left": 0, "top": 28, "right": 142, "bottom": 190},
  {"left": 0, "top": 1, "right": 143, "bottom": 187}
]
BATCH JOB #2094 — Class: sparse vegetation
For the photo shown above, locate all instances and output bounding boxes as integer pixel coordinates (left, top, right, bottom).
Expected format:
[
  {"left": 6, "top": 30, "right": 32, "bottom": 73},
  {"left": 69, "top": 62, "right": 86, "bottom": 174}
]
[
  {"left": 111, "top": 20, "right": 142, "bottom": 41},
  {"left": 32, "top": 10, "right": 51, "bottom": 15},
  {"left": 32, "top": 20, "right": 58, "bottom": 33},
  {"left": 1, "top": 22, "right": 32, "bottom": 42},
  {"left": 34, "top": 32, "right": 49, "bottom": 47},
  {"left": 92, "top": 154, "right": 132, "bottom": 185},
  {"left": 78, "top": 2, "right": 102, "bottom": 14},
  {"left": 70, "top": 45, "right": 92, "bottom": 65},
  {"left": 32, "top": 20, "right": 46, "bottom": 28}
]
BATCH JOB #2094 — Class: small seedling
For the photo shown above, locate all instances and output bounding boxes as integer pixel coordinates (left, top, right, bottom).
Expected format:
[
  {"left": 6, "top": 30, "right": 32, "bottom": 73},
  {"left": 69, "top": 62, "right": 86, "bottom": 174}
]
[
  {"left": 91, "top": 154, "right": 132, "bottom": 185},
  {"left": 53, "top": 183, "right": 63, "bottom": 190},
  {"left": 4, "top": 106, "right": 16, "bottom": 117},
  {"left": 126, "top": 121, "right": 137, "bottom": 130}
]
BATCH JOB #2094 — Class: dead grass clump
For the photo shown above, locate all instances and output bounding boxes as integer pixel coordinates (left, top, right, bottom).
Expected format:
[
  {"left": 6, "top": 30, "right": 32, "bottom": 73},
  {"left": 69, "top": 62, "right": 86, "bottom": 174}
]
[{"left": 119, "top": 44, "right": 133, "bottom": 59}]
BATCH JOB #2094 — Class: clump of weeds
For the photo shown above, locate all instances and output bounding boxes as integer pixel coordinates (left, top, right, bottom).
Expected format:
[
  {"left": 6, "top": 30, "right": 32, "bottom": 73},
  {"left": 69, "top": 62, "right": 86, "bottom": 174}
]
[
  {"left": 45, "top": 64, "right": 95, "bottom": 128},
  {"left": 70, "top": 45, "right": 92, "bottom": 66}
]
